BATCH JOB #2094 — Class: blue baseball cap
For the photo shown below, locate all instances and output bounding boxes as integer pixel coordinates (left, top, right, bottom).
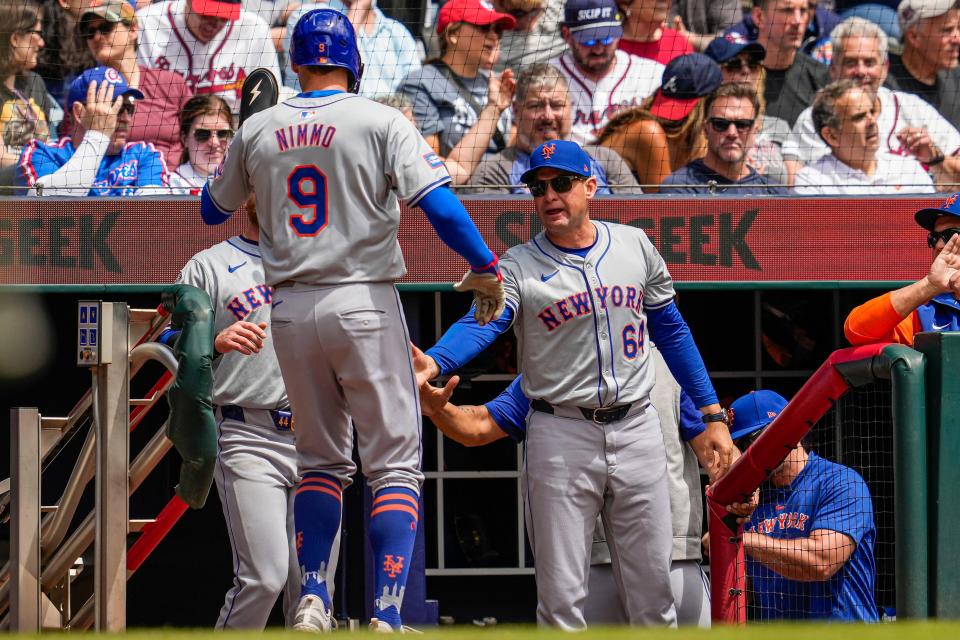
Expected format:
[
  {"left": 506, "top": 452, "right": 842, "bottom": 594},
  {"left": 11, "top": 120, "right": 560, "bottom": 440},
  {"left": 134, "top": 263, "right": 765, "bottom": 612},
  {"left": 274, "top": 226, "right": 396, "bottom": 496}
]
[
  {"left": 520, "top": 140, "right": 592, "bottom": 184},
  {"left": 728, "top": 390, "right": 788, "bottom": 442},
  {"left": 66, "top": 66, "right": 144, "bottom": 115},
  {"left": 649, "top": 53, "right": 722, "bottom": 121},
  {"left": 704, "top": 31, "right": 766, "bottom": 64},
  {"left": 562, "top": 0, "right": 624, "bottom": 44},
  {"left": 915, "top": 192, "right": 960, "bottom": 230}
]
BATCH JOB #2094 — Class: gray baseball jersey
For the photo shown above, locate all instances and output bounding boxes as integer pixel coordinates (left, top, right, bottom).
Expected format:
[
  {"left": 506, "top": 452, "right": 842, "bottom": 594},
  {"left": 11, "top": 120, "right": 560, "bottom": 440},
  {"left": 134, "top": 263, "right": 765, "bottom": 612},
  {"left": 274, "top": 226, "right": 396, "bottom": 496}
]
[
  {"left": 501, "top": 221, "right": 675, "bottom": 407},
  {"left": 177, "top": 235, "right": 341, "bottom": 629},
  {"left": 177, "top": 236, "right": 287, "bottom": 409},
  {"left": 206, "top": 93, "right": 450, "bottom": 286}
]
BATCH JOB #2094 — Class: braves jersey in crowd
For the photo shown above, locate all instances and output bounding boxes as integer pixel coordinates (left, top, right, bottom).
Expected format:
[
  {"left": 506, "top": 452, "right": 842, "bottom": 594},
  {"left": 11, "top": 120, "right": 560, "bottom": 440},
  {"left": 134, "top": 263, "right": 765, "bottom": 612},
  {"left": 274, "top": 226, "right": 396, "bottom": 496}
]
[
  {"left": 137, "top": 0, "right": 281, "bottom": 114},
  {"left": 500, "top": 221, "right": 675, "bottom": 407},
  {"left": 745, "top": 452, "right": 878, "bottom": 621},
  {"left": 17, "top": 137, "right": 169, "bottom": 196},
  {"left": 206, "top": 90, "right": 451, "bottom": 286},
  {"left": 550, "top": 50, "right": 664, "bottom": 145},
  {"left": 177, "top": 235, "right": 288, "bottom": 409}
]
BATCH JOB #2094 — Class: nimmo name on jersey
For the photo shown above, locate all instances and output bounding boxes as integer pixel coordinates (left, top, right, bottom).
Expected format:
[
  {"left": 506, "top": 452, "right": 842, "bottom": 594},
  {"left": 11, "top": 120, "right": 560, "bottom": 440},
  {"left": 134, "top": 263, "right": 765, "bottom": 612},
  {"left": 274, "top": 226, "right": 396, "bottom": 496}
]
[{"left": 274, "top": 120, "right": 337, "bottom": 152}]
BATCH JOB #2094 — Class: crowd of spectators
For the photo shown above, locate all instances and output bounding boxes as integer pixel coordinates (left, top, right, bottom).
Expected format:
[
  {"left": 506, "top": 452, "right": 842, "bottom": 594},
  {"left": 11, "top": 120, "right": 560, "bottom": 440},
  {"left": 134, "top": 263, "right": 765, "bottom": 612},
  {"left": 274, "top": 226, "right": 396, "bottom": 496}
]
[{"left": 2, "top": 0, "right": 960, "bottom": 195}]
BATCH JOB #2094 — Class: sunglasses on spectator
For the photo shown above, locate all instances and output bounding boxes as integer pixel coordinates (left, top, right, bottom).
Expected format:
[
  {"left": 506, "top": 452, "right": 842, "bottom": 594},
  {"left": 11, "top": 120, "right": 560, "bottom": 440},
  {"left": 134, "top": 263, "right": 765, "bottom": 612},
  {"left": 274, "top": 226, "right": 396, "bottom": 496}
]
[
  {"left": 192, "top": 128, "right": 234, "bottom": 143},
  {"left": 927, "top": 227, "right": 960, "bottom": 248},
  {"left": 722, "top": 58, "right": 762, "bottom": 73},
  {"left": 708, "top": 117, "right": 756, "bottom": 133},
  {"left": 469, "top": 23, "right": 504, "bottom": 36},
  {"left": 118, "top": 101, "right": 136, "bottom": 116},
  {"left": 525, "top": 175, "right": 586, "bottom": 197},
  {"left": 733, "top": 428, "right": 764, "bottom": 451},
  {"left": 579, "top": 36, "right": 615, "bottom": 48},
  {"left": 81, "top": 21, "right": 121, "bottom": 40}
]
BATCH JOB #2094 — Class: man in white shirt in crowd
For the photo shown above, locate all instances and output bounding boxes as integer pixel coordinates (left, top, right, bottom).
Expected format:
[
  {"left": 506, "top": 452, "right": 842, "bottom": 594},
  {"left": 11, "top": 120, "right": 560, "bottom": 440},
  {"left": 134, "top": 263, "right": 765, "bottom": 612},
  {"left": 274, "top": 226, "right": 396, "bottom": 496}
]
[
  {"left": 793, "top": 79, "right": 936, "bottom": 194},
  {"left": 137, "top": 0, "right": 281, "bottom": 114},
  {"left": 550, "top": 0, "right": 664, "bottom": 144},
  {"left": 791, "top": 16, "right": 960, "bottom": 189}
]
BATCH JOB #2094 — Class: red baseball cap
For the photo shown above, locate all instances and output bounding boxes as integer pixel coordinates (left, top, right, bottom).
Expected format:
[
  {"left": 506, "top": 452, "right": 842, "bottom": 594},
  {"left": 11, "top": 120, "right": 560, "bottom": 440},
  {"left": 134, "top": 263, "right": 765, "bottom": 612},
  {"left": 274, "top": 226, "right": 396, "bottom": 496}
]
[
  {"left": 436, "top": 0, "right": 516, "bottom": 35},
  {"left": 191, "top": 0, "right": 241, "bottom": 21}
]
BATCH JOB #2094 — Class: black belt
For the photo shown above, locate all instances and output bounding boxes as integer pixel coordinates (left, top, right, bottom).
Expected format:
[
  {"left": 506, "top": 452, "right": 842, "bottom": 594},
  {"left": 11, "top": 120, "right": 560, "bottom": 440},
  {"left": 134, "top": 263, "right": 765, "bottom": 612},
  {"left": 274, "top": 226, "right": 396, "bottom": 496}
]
[
  {"left": 531, "top": 399, "right": 635, "bottom": 424},
  {"left": 220, "top": 405, "right": 294, "bottom": 432}
]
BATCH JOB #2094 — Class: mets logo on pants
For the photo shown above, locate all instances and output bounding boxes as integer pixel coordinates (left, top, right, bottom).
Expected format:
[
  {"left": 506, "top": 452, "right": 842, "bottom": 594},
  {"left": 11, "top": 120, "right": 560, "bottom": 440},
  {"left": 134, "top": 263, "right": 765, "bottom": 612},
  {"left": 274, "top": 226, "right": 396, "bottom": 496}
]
[{"left": 383, "top": 555, "right": 405, "bottom": 578}]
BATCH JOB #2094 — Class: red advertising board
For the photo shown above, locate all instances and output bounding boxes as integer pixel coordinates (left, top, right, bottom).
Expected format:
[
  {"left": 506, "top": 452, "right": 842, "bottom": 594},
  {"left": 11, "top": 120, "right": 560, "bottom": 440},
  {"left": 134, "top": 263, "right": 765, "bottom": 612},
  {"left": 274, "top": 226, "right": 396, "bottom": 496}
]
[{"left": 0, "top": 197, "right": 937, "bottom": 285}]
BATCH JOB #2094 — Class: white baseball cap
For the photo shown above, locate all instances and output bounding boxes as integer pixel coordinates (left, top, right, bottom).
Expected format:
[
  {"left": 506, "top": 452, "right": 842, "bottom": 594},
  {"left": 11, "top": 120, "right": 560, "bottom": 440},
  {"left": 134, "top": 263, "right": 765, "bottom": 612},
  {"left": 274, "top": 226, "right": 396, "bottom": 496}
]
[{"left": 898, "top": 0, "right": 958, "bottom": 32}]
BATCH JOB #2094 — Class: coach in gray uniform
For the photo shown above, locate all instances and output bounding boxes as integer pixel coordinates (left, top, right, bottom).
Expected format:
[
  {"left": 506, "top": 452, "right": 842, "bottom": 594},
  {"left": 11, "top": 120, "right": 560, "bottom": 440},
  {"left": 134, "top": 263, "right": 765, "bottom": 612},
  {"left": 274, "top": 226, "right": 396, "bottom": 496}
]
[
  {"left": 170, "top": 202, "right": 335, "bottom": 628},
  {"left": 416, "top": 139, "right": 735, "bottom": 628}
]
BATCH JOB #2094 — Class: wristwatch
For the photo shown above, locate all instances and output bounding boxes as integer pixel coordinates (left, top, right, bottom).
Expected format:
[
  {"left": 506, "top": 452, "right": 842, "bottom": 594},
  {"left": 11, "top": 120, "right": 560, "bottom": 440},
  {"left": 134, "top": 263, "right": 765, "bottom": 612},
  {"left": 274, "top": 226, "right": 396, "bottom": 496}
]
[{"left": 701, "top": 409, "right": 730, "bottom": 425}]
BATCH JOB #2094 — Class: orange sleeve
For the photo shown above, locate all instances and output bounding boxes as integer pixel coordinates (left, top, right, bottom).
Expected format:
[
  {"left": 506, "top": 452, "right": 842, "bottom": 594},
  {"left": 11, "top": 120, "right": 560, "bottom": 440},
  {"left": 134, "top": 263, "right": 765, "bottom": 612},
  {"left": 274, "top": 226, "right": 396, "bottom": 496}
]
[{"left": 844, "top": 291, "right": 920, "bottom": 346}]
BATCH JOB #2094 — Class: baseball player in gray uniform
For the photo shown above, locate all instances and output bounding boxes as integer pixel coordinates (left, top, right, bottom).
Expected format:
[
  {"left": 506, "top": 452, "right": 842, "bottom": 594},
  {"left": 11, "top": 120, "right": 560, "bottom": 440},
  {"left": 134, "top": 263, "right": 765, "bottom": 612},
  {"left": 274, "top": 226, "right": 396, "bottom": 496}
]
[
  {"left": 416, "top": 139, "right": 735, "bottom": 628},
  {"left": 414, "top": 345, "right": 716, "bottom": 626},
  {"left": 168, "top": 200, "right": 337, "bottom": 629},
  {"left": 199, "top": 9, "right": 504, "bottom": 632}
]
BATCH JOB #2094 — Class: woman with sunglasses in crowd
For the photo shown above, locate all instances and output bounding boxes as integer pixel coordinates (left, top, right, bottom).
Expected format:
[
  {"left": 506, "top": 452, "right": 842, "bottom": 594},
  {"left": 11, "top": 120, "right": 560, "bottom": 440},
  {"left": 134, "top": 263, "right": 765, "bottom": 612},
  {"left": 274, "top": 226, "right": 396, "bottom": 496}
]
[
  {"left": 705, "top": 33, "right": 798, "bottom": 188},
  {"left": 0, "top": 0, "right": 53, "bottom": 180},
  {"left": 596, "top": 53, "right": 719, "bottom": 191},
  {"left": 617, "top": 0, "right": 693, "bottom": 66},
  {"left": 399, "top": 0, "right": 516, "bottom": 185},
  {"left": 67, "top": 0, "right": 191, "bottom": 167},
  {"left": 170, "top": 94, "right": 234, "bottom": 195}
]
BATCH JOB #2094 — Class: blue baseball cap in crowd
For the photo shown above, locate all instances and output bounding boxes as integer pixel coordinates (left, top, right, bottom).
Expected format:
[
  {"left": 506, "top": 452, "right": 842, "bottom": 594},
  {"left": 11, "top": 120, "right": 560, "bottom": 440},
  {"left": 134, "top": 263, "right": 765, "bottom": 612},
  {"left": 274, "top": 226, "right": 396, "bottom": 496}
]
[
  {"left": 649, "top": 53, "right": 722, "bottom": 121},
  {"left": 66, "top": 66, "right": 144, "bottom": 114},
  {"left": 520, "top": 140, "right": 592, "bottom": 184},
  {"left": 562, "top": 0, "right": 624, "bottom": 44},
  {"left": 704, "top": 31, "right": 766, "bottom": 64},
  {"left": 915, "top": 192, "right": 960, "bottom": 230},
  {"left": 728, "top": 390, "right": 788, "bottom": 442}
]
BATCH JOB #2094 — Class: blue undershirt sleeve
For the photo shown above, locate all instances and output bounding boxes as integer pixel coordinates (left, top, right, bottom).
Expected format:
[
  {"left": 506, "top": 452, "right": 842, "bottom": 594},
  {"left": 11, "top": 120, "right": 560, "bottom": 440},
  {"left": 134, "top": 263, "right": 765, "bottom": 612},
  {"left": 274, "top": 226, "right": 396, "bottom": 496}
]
[
  {"left": 426, "top": 306, "right": 514, "bottom": 374},
  {"left": 647, "top": 301, "right": 718, "bottom": 408},
  {"left": 678, "top": 389, "right": 706, "bottom": 441},
  {"left": 200, "top": 183, "right": 233, "bottom": 225},
  {"left": 484, "top": 377, "right": 530, "bottom": 444},
  {"left": 418, "top": 186, "right": 498, "bottom": 272}
]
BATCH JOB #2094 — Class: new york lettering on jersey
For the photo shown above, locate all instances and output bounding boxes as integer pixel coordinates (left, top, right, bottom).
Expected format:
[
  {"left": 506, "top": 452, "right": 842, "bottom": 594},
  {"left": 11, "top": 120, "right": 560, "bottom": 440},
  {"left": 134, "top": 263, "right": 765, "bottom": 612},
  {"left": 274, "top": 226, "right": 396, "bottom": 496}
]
[
  {"left": 225, "top": 284, "right": 274, "bottom": 321},
  {"left": 536, "top": 283, "right": 645, "bottom": 331}
]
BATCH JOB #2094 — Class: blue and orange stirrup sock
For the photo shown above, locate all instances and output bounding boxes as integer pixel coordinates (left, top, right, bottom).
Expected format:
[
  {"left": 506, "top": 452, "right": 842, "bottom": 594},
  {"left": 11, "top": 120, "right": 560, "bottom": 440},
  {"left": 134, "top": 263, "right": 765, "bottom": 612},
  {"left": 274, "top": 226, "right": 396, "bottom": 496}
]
[
  {"left": 368, "top": 486, "right": 420, "bottom": 629},
  {"left": 294, "top": 472, "right": 342, "bottom": 609}
]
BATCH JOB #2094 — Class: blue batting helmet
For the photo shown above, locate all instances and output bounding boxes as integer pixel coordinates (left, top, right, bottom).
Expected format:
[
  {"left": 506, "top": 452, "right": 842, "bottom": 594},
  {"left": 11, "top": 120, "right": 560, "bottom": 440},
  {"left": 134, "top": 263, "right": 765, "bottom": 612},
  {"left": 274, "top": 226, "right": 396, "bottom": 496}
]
[{"left": 289, "top": 9, "right": 364, "bottom": 93}]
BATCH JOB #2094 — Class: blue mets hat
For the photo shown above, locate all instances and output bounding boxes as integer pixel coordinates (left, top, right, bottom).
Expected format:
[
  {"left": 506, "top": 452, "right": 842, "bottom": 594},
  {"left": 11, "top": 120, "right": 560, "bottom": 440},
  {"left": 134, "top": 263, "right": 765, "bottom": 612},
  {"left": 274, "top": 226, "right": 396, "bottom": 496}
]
[
  {"left": 66, "top": 66, "right": 144, "bottom": 115},
  {"left": 520, "top": 140, "right": 593, "bottom": 184},
  {"left": 729, "top": 390, "right": 788, "bottom": 442},
  {"left": 915, "top": 192, "right": 960, "bottom": 230}
]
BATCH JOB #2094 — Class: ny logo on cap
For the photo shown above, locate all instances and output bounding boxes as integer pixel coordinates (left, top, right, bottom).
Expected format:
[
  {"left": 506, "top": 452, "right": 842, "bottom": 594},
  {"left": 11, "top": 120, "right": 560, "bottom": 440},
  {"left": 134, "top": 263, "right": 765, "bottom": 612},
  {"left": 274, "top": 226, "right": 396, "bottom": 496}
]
[
  {"left": 541, "top": 143, "right": 556, "bottom": 159},
  {"left": 767, "top": 411, "right": 778, "bottom": 419},
  {"left": 944, "top": 193, "right": 958, "bottom": 209}
]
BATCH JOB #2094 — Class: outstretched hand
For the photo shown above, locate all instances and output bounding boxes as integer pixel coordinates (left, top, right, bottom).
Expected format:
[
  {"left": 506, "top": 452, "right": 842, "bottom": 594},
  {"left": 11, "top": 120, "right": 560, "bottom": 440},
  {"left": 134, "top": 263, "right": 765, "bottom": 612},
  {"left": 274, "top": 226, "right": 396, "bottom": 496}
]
[
  {"left": 929, "top": 234, "right": 960, "bottom": 294},
  {"left": 691, "top": 420, "right": 736, "bottom": 481},
  {"left": 411, "top": 344, "right": 441, "bottom": 387}
]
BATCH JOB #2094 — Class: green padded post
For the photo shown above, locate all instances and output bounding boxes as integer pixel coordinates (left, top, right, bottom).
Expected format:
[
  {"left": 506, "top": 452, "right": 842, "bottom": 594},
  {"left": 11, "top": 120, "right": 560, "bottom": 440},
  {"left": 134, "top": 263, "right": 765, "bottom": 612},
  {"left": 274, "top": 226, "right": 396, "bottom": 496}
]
[
  {"left": 879, "top": 345, "right": 928, "bottom": 618},
  {"left": 160, "top": 284, "right": 217, "bottom": 510},
  {"left": 913, "top": 331, "right": 960, "bottom": 617}
]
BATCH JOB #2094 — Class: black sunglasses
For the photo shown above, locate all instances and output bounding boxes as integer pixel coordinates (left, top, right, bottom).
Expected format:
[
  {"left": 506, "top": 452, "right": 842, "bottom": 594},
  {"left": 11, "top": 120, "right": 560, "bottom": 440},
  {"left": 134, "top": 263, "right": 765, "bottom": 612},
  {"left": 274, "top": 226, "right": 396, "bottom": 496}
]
[
  {"left": 193, "top": 128, "right": 234, "bottom": 143},
  {"left": 525, "top": 174, "right": 586, "bottom": 197},
  {"left": 80, "top": 21, "right": 119, "bottom": 40},
  {"left": 471, "top": 23, "right": 504, "bottom": 36},
  {"left": 118, "top": 101, "right": 136, "bottom": 116},
  {"left": 508, "top": 7, "right": 542, "bottom": 19},
  {"left": 722, "top": 58, "right": 762, "bottom": 73},
  {"left": 734, "top": 428, "right": 764, "bottom": 451},
  {"left": 708, "top": 117, "right": 755, "bottom": 133},
  {"left": 927, "top": 227, "right": 960, "bottom": 248}
]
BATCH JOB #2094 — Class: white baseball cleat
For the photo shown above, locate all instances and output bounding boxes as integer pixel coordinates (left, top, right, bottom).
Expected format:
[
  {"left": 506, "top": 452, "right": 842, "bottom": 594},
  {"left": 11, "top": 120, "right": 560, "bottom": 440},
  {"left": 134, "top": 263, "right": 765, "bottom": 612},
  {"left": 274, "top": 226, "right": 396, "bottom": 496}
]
[
  {"left": 369, "top": 618, "right": 422, "bottom": 634},
  {"left": 293, "top": 594, "right": 333, "bottom": 632}
]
